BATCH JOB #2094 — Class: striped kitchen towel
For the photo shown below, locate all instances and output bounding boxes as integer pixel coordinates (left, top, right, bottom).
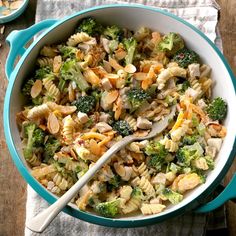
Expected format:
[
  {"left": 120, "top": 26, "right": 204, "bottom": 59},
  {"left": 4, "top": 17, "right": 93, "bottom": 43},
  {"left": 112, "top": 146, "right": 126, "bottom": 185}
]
[{"left": 25, "top": 0, "right": 226, "bottom": 235}]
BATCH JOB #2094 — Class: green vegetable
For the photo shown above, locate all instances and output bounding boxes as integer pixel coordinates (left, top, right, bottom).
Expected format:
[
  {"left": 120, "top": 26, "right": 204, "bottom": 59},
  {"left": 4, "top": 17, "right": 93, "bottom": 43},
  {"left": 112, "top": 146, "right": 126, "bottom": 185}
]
[
  {"left": 131, "top": 187, "right": 143, "bottom": 198},
  {"left": 35, "top": 66, "right": 52, "bottom": 80},
  {"left": 127, "top": 88, "right": 150, "bottom": 111},
  {"left": 205, "top": 156, "right": 215, "bottom": 170},
  {"left": 173, "top": 48, "right": 200, "bottom": 68},
  {"left": 60, "top": 46, "right": 79, "bottom": 59},
  {"left": 103, "top": 25, "right": 123, "bottom": 41},
  {"left": 158, "top": 32, "right": 185, "bottom": 57},
  {"left": 60, "top": 59, "right": 90, "bottom": 91},
  {"left": 182, "top": 135, "right": 197, "bottom": 146},
  {"left": 206, "top": 97, "right": 227, "bottom": 121},
  {"left": 76, "top": 17, "right": 104, "bottom": 36},
  {"left": 43, "top": 136, "right": 61, "bottom": 162},
  {"left": 181, "top": 80, "right": 190, "bottom": 92},
  {"left": 123, "top": 37, "right": 137, "bottom": 65},
  {"left": 21, "top": 79, "right": 34, "bottom": 96},
  {"left": 23, "top": 123, "right": 45, "bottom": 160},
  {"left": 169, "top": 163, "right": 181, "bottom": 174},
  {"left": 145, "top": 141, "right": 168, "bottom": 170},
  {"left": 73, "top": 95, "right": 96, "bottom": 114},
  {"left": 95, "top": 199, "right": 120, "bottom": 217},
  {"left": 112, "top": 120, "right": 133, "bottom": 137},
  {"left": 107, "top": 175, "right": 121, "bottom": 191},
  {"left": 32, "top": 96, "right": 43, "bottom": 105},
  {"left": 176, "top": 142, "right": 203, "bottom": 167},
  {"left": 162, "top": 188, "right": 183, "bottom": 204}
]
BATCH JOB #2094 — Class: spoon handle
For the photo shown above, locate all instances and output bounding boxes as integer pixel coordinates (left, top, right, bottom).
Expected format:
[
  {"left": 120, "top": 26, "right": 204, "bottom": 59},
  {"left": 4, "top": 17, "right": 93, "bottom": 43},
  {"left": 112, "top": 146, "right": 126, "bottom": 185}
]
[{"left": 26, "top": 135, "right": 134, "bottom": 233}]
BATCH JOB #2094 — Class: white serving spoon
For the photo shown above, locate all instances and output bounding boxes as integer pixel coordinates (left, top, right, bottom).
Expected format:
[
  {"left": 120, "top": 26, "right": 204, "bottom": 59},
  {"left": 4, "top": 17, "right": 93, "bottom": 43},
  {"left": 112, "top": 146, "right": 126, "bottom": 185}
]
[{"left": 26, "top": 106, "right": 176, "bottom": 233}]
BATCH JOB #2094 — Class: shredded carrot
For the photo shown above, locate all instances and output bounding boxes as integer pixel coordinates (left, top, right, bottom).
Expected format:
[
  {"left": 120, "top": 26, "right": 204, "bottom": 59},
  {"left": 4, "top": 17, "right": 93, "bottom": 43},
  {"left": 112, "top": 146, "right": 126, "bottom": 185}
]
[
  {"left": 171, "top": 111, "right": 184, "bottom": 131},
  {"left": 141, "top": 77, "right": 153, "bottom": 90},
  {"left": 191, "top": 103, "right": 208, "bottom": 122}
]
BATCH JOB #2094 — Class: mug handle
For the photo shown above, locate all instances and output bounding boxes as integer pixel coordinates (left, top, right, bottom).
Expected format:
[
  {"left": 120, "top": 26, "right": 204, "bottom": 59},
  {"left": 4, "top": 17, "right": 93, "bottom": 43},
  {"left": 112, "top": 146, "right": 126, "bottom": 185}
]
[
  {"left": 195, "top": 173, "right": 236, "bottom": 213},
  {"left": 5, "top": 19, "right": 58, "bottom": 80}
]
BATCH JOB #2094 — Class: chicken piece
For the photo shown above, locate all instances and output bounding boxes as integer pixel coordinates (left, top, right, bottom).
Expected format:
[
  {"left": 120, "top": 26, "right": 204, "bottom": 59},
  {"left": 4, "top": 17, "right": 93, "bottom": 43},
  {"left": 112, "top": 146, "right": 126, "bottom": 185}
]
[
  {"left": 96, "top": 122, "right": 112, "bottom": 133},
  {"left": 137, "top": 117, "right": 152, "bottom": 129},
  {"left": 205, "top": 145, "right": 217, "bottom": 159},
  {"left": 207, "top": 138, "right": 222, "bottom": 152},
  {"left": 101, "top": 78, "right": 113, "bottom": 91},
  {"left": 188, "top": 63, "right": 200, "bottom": 77},
  {"left": 77, "top": 112, "right": 89, "bottom": 124},
  {"left": 99, "top": 112, "right": 110, "bottom": 122}
]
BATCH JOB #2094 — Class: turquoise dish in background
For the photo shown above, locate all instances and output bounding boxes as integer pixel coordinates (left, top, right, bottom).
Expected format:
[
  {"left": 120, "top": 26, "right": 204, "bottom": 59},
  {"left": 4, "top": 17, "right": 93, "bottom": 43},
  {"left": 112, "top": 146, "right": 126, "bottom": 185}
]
[{"left": 0, "top": 0, "right": 29, "bottom": 23}]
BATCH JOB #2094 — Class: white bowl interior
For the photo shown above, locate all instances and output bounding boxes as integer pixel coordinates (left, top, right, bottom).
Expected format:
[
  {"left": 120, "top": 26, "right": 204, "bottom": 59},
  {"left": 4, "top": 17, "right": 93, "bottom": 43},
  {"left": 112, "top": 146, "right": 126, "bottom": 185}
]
[{"left": 9, "top": 6, "right": 236, "bottom": 220}]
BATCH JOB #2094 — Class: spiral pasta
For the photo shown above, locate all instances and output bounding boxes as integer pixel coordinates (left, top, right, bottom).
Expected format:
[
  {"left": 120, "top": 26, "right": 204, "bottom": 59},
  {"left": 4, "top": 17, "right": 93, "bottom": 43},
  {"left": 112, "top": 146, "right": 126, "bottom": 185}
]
[
  {"left": 140, "top": 203, "right": 166, "bottom": 215},
  {"left": 67, "top": 32, "right": 92, "bottom": 46},
  {"left": 62, "top": 115, "right": 76, "bottom": 144},
  {"left": 42, "top": 76, "right": 60, "bottom": 102}
]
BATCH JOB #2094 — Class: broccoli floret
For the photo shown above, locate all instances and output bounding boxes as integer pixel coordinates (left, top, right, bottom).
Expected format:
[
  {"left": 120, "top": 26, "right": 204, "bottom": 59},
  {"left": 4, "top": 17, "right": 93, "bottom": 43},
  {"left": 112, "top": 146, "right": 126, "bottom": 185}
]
[
  {"left": 76, "top": 17, "right": 104, "bottom": 36},
  {"left": 182, "top": 135, "right": 197, "bottom": 146},
  {"left": 127, "top": 88, "right": 150, "bottom": 111},
  {"left": 21, "top": 79, "right": 34, "bottom": 96},
  {"left": 162, "top": 188, "right": 183, "bottom": 204},
  {"left": 73, "top": 95, "right": 96, "bottom": 114},
  {"left": 95, "top": 199, "right": 120, "bottom": 218},
  {"left": 107, "top": 175, "right": 121, "bottom": 191},
  {"left": 131, "top": 187, "right": 142, "bottom": 198},
  {"left": 23, "top": 123, "right": 45, "bottom": 160},
  {"left": 176, "top": 142, "right": 203, "bottom": 167},
  {"left": 60, "top": 46, "right": 78, "bottom": 59},
  {"left": 205, "top": 156, "right": 215, "bottom": 170},
  {"left": 112, "top": 120, "right": 133, "bottom": 137},
  {"left": 158, "top": 32, "right": 185, "bottom": 57},
  {"left": 103, "top": 25, "right": 123, "bottom": 41},
  {"left": 206, "top": 97, "right": 227, "bottom": 121},
  {"left": 123, "top": 37, "right": 137, "bottom": 65},
  {"left": 181, "top": 80, "right": 190, "bottom": 92},
  {"left": 173, "top": 48, "right": 200, "bottom": 68},
  {"left": 60, "top": 59, "right": 90, "bottom": 91},
  {"left": 35, "top": 66, "right": 52, "bottom": 80},
  {"left": 145, "top": 141, "right": 168, "bottom": 170},
  {"left": 43, "top": 136, "right": 61, "bottom": 162}
]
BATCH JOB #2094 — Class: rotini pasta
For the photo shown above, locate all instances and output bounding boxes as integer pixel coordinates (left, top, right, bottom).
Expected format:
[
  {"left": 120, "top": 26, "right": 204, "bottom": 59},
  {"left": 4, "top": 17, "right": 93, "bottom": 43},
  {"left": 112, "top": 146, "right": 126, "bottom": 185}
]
[{"left": 18, "top": 18, "right": 227, "bottom": 218}]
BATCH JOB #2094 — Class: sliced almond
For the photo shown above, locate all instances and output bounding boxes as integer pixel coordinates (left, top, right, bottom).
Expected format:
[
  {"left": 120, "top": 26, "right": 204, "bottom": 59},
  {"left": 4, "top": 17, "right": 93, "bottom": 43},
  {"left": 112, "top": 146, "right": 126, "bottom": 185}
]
[
  {"left": 124, "top": 64, "right": 136, "bottom": 74},
  {"left": 46, "top": 102, "right": 77, "bottom": 115},
  {"left": 0, "top": 26, "right": 5, "bottom": 35},
  {"left": 30, "top": 80, "right": 42, "bottom": 98},
  {"left": 47, "top": 113, "right": 60, "bottom": 134},
  {"left": 10, "top": 1, "right": 23, "bottom": 10},
  {"left": 106, "top": 90, "right": 119, "bottom": 103},
  {"left": 108, "top": 56, "right": 124, "bottom": 71},
  {"left": 76, "top": 49, "right": 84, "bottom": 61},
  {"left": 133, "top": 72, "right": 147, "bottom": 81},
  {"left": 68, "top": 83, "right": 75, "bottom": 102},
  {"left": 53, "top": 55, "right": 62, "bottom": 73},
  {"left": 103, "top": 60, "right": 112, "bottom": 73}
]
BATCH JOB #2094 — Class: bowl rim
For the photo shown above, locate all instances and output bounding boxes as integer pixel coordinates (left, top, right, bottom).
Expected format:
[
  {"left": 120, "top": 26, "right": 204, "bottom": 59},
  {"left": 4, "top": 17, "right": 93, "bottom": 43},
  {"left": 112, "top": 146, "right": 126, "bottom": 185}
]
[
  {"left": 4, "top": 4, "right": 236, "bottom": 228},
  {"left": 0, "top": 0, "right": 29, "bottom": 23}
]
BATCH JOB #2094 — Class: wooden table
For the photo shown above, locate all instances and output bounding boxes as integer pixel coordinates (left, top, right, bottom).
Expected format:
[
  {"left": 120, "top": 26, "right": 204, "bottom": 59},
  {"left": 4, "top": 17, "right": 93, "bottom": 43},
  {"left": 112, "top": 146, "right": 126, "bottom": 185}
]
[{"left": 0, "top": 1, "right": 235, "bottom": 235}]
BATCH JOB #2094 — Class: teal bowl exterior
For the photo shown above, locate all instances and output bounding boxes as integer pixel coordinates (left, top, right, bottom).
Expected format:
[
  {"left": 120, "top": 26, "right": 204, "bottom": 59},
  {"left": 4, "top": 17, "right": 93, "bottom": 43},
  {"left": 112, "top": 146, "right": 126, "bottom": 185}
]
[
  {"left": 4, "top": 4, "right": 236, "bottom": 228},
  {"left": 0, "top": 0, "right": 29, "bottom": 23}
]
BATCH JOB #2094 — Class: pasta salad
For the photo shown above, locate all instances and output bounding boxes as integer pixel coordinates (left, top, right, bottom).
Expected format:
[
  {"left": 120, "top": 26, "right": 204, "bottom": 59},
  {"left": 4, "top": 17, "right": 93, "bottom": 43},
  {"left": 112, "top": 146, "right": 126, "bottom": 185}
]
[{"left": 17, "top": 17, "right": 227, "bottom": 218}]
